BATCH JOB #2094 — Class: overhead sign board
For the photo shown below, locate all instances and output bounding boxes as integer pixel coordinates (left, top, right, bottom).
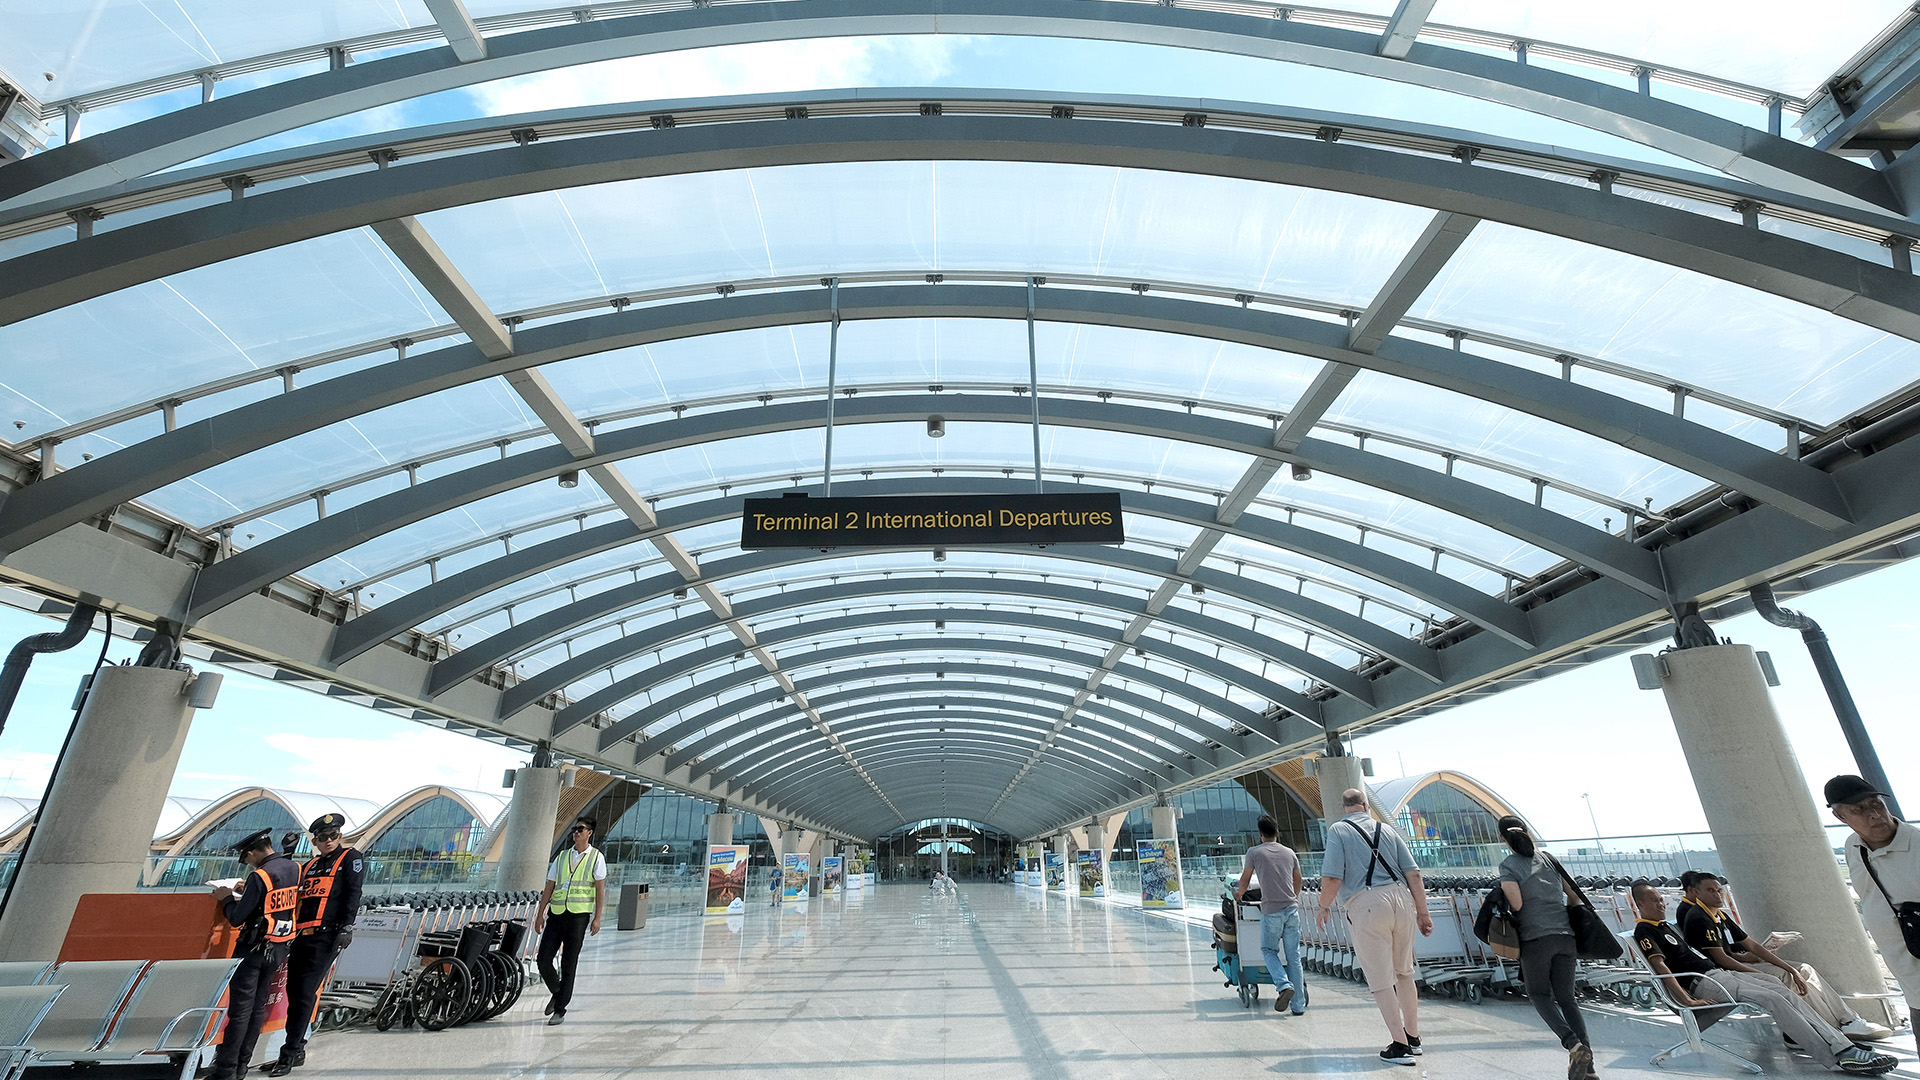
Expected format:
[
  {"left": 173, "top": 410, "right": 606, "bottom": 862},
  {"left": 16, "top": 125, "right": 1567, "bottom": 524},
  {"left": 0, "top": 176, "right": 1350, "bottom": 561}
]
[{"left": 741, "top": 493, "right": 1124, "bottom": 549}]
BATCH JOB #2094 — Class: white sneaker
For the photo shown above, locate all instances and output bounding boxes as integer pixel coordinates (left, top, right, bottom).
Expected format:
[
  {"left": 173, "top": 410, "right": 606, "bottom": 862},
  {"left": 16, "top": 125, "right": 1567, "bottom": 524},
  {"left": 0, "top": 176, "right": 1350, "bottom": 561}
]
[{"left": 1839, "top": 1018, "right": 1895, "bottom": 1042}]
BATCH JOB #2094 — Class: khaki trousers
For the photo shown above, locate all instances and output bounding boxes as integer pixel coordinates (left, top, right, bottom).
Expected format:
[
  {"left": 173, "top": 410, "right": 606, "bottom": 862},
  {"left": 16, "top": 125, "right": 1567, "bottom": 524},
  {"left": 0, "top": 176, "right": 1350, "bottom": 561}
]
[
  {"left": 1764, "top": 962, "right": 1858, "bottom": 1029},
  {"left": 1346, "top": 885, "right": 1419, "bottom": 1040},
  {"left": 1710, "top": 969, "right": 1854, "bottom": 1065}
]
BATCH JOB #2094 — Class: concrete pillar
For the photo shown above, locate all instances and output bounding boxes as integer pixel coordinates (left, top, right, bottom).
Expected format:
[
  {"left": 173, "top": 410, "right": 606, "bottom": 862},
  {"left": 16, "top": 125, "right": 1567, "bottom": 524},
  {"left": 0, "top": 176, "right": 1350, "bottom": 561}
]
[
  {"left": 1316, "top": 754, "right": 1368, "bottom": 823},
  {"left": 1151, "top": 805, "right": 1178, "bottom": 839},
  {"left": 1085, "top": 824, "right": 1107, "bottom": 859},
  {"left": 494, "top": 765, "right": 562, "bottom": 893},
  {"left": 1657, "top": 644, "right": 1891, "bottom": 1021},
  {"left": 705, "top": 810, "right": 734, "bottom": 849},
  {"left": 0, "top": 665, "right": 198, "bottom": 960}
]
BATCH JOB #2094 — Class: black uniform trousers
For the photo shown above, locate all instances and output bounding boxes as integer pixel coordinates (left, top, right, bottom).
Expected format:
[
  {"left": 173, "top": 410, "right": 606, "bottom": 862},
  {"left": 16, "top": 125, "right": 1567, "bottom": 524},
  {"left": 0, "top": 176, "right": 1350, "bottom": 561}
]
[
  {"left": 537, "top": 912, "right": 591, "bottom": 1014},
  {"left": 279, "top": 930, "right": 340, "bottom": 1056},
  {"left": 213, "top": 942, "right": 290, "bottom": 1077}
]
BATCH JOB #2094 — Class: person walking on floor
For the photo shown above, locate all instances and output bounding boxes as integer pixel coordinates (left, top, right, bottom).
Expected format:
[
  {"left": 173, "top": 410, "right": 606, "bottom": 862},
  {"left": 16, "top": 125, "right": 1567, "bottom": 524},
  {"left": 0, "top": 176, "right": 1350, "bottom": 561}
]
[
  {"left": 1496, "top": 816, "right": 1597, "bottom": 1080},
  {"left": 1314, "top": 788, "right": 1432, "bottom": 1066},
  {"left": 535, "top": 816, "right": 605, "bottom": 1027},
  {"left": 1233, "top": 814, "right": 1305, "bottom": 1016},
  {"left": 1828, "top": 774, "right": 1920, "bottom": 1060}
]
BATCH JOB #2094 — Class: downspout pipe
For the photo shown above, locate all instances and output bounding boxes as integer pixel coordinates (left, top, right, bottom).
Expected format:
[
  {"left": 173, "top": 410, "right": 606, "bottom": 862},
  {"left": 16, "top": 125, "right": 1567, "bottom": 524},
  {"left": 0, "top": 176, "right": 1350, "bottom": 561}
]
[
  {"left": 0, "top": 603, "right": 97, "bottom": 740},
  {"left": 1749, "top": 584, "right": 1902, "bottom": 820}
]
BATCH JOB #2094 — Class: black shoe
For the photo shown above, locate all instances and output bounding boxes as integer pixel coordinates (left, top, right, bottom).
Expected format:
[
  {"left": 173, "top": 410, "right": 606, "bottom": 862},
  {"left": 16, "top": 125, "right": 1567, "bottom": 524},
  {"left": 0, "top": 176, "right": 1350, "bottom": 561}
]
[
  {"left": 544, "top": 995, "right": 557, "bottom": 1016},
  {"left": 1380, "top": 1042, "right": 1415, "bottom": 1066},
  {"left": 1568, "top": 1043, "right": 1593, "bottom": 1080},
  {"left": 263, "top": 1063, "right": 293, "bottom": 1078},
  {"left": 1274, "top": 986, "right": 1293, "bottom": 1013},
  {"left": 1407, "top": 1035, "right": 1422, "bottom": 1056},
  {"left": 546, "top": 1010, "right": 566, "bottom": 1027}
]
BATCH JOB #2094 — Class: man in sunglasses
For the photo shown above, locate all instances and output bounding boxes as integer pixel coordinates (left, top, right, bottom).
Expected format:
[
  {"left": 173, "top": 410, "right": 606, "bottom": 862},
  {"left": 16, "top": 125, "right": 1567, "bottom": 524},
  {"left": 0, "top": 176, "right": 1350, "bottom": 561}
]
[
  {"left": 535, "top": 816, "right": 605, "bottom": 1026},
  {"left": 1828, "top": 775, "right": 1919, "bottom": 1055}
]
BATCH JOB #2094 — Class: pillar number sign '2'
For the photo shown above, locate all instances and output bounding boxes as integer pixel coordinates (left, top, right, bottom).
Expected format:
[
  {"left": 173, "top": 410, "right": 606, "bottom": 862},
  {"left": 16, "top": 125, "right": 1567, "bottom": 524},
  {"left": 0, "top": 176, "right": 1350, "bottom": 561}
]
[{"left": 740, "top": 493, "right": 1126, "bottom": 549}]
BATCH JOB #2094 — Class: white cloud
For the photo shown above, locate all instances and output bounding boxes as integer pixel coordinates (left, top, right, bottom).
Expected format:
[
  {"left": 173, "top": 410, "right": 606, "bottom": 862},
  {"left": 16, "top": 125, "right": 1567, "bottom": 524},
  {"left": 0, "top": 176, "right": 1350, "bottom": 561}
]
[
  {"left": 464, "top": 36, "right": 964, "bottom": 117},
  {"left": 261, "top": 729, "right": 524, "bottom": 805}
]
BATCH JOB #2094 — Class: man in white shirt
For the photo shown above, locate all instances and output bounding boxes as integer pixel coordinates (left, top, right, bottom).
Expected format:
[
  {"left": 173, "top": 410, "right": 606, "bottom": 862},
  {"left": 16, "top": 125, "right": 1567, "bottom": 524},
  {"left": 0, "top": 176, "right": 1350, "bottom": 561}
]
[
  {"left": 534, "top": 815, "right": 606, "bottom": 1026},
  {"left": 1828, "top": 775, "right": 1920, "bottom": 1055}
]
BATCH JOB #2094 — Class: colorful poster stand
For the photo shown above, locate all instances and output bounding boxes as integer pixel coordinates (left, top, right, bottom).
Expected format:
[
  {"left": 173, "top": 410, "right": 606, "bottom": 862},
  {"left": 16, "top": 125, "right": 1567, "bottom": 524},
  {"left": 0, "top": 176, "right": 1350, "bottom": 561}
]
[
  {"left": 846, "top": 853, "right": 865, "bottom": 890},
  {"left": 782, "top": 852, "right": 811, "bottom": 901},
  {"left": 705, "top": 844, "right": 750, "bottom": 915},
  {"left": 1138, "top": 839, "right": 1185, "bottom": 909},
  {"left": 1044, "top": 851, "right": 1066, "bottom": 891},
  {"left": 1076, "top": 849, "right": 1105, "bottom": 897},
  {"left": 822, "top": 856, "right": 844, "bottom": 895},
  {"left": 1024, "top": 856, "right": 1041, "bottom": 886}
]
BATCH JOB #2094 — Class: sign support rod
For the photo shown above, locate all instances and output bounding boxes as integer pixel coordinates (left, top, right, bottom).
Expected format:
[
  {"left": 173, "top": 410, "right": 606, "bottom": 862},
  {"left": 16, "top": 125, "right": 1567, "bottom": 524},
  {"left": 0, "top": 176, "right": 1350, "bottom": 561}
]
[
  {"left": 823, "top": 277, "right": 841, "bottom": 496},
  {"left": 1027, "top": 277, "right": 1043, "bottom": 494}
]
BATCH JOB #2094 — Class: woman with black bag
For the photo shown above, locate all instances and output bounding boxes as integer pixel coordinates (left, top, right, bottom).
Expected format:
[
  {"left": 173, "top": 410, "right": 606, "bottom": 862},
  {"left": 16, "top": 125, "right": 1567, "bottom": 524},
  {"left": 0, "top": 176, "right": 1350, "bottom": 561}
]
[{"left": 1496, "top": 816, "right": 1598, "bottom": 1080}]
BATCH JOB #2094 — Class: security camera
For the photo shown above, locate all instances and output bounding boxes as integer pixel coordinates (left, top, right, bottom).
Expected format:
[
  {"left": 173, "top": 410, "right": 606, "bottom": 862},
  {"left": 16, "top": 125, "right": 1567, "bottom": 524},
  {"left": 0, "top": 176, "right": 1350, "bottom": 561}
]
[{"left": 1290, "top": 463, "right": 1313, "bottom": 482}]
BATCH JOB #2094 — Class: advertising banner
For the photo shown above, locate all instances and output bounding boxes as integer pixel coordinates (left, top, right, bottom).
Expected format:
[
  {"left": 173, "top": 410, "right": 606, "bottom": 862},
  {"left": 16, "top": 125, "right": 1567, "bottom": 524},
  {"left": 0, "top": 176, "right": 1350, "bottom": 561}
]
[
  {"left": 742, "top": 492, "right": 1124, "bottom": 549},
  {"left": 1026, "top": 855, "right": 1041, "bottom": 885},
  {"left": 846, "top": 853, "right": 865, "bottom": 890},
  {"left": 822, "top": 856, "right": 844, "bottom": 895},
  {"left": 1138, "top": 840, "right": 1185, "bottom": 909},
  {"left": 704, "top": 845, "right": 750, "bottom": 915},
  {"left": 1044, "top": 851, "right": 1066, "bottom": 892},
  {"left": 1076, "top": 849, "right": 1105, "bottom": 898},
  {"left": 782, "top": 852, "right": 811, "bottom": 901}
]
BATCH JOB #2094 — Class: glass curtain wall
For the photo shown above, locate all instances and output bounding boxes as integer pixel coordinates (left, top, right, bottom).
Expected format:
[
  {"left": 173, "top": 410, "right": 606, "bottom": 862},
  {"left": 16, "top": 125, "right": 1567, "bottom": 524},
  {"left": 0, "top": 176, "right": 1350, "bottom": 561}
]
[
  {"left": 363, "top": 795, "right": 484, "bottom": 883},
  {"left": 154, "top": 798, "right": 301, "bottom": 887},
  {"left": 1113, "top": 775, "right": 1320, "bottom": 860}
]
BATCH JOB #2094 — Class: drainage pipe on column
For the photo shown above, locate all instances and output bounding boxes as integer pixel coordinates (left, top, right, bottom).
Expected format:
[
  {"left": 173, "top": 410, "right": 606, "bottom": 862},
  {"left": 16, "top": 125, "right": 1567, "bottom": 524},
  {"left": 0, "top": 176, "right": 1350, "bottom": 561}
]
[
  {"left": 0, "top": 603, "right": 97, "bottom": 739},
  {"left": 1748, "top": 583, "right": 1901, "bottom": 819}
]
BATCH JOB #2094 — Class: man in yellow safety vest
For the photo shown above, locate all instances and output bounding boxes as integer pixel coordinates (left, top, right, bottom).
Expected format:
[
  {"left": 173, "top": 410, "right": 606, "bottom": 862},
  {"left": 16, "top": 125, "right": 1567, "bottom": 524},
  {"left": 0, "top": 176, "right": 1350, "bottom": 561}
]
[{"left": 534, "top": 815, "right": 605, "bottom": 1026}]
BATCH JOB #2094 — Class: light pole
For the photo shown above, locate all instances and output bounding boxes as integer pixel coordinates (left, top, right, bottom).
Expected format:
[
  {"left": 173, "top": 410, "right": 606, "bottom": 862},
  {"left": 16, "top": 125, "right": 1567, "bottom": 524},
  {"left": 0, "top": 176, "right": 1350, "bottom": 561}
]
[{"left": 1581, "top": 793, "right": 1603, "bottom": 853}]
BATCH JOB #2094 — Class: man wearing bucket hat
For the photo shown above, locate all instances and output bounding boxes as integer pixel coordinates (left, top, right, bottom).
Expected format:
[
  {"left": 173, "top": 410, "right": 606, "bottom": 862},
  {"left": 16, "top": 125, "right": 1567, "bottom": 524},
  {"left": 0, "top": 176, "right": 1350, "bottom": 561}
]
[
  {"left": 265, "top": 814, "right": 364, "bottom": 1077},
  {"left": 1827, "top": 774, "right": 1920, "bottom": 1057},
  {"left": 209, "top": 829, "right": 300, "bottom": 1080}
]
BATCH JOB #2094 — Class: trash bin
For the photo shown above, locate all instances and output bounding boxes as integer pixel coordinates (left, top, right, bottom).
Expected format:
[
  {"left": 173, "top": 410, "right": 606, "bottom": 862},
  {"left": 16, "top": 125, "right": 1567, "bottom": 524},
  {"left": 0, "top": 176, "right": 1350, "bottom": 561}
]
[{"left": 617, "top": 882, "right": 649, "bottom": 930}]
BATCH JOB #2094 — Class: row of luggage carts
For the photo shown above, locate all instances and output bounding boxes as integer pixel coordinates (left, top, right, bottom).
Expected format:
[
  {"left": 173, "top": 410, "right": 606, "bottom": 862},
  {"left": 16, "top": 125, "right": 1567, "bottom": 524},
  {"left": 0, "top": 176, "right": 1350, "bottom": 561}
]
[
  {"left": 321, "top": 891, "right": 543, "bottom": 1035},
  {"left": 1213, "top": 877, "right": 1674, "bottom": 1009}
]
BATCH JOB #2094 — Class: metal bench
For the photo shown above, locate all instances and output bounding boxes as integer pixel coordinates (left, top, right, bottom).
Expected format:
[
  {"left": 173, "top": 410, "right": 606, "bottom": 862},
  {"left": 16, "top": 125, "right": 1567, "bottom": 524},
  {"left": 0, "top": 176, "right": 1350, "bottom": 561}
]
[
  {"left": 0, "top": 985, "right": 63, "bottom": 1080},
  {"left": 23, "top": 960, "right": 146, "bottom": 1065},
  {"left": 0, "top": 965, "right": 50, "bottom": 990},
  {"left": 88, "top": 958, "right": 241, "bottom": 1078},
  {"left": 1620, "top": 931, "right": 1768, "bottom": 1075}
]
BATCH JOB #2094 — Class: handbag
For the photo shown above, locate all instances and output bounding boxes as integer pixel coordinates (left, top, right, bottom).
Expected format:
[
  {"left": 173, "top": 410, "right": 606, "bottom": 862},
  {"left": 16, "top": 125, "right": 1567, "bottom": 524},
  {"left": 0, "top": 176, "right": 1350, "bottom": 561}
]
[
  {"left": 1858, "top": 845, "right": 1920, "bottom": 959},
  {"left": 1547, "top": 854, "right": 1623, "bottom": 961},
  {"left": 1474, "top": 888, "right": 1522, "bottom": 960}
]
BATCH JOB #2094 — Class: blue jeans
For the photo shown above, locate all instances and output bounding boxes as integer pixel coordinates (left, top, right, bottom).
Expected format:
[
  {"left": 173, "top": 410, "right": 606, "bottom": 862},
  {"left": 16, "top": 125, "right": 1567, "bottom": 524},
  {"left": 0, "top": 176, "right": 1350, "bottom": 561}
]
[{"left": 1260, "top": 905, "right": 1305, "bottom": 1012}]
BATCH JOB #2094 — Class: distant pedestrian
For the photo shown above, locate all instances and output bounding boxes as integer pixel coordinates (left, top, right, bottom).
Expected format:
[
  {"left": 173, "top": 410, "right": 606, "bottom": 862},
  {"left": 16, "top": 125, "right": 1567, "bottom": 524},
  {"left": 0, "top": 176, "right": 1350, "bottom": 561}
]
[
  {"left": 535, "top": 816, "right": 604, "bottom": 1027},
  {"left": 1496, "top": 816, "right": 1596, "bottom": 1080},
  {"left": 1233, "top": 814, "right": 1304, "bottom": 1016},
  {"left": 769, "top": 866, "right": 782, "bottom": 907},
  {"left": 1314, "top": 788, "right": 1431, "bottom": 1066}
]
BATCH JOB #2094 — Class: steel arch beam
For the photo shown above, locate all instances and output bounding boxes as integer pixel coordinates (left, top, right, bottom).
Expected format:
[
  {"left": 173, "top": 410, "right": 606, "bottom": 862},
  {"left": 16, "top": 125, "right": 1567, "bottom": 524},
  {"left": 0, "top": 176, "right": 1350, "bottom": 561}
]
[
  {"left": 675, "top": 697, "right": 1210, "bottom": 782},
  {"left": 631, "top": 665, "right": 1234, "bottom": 766},
  {"left": 3, "top": 114, "right": 1912, "bottom": 346},
  {"left": 587, "top": 635, "right": 1279, "bottom": 747},
  {"left": 556, "top": 606, "right": 1313, "bottom": 733},
  {"left": 394, "top": 476, "right": 1525, "bottom": 696},
  {"left": 501, "top": 571, "right": 1370, "bottom": 717},
  {"left": 695, "top": 706, "right": 1174, "bottom": 793},
  {"left": 184, "top": 397, "right": 1649, "bottom": 652},
  {"left": 774, "top": 759, "right": 1135, "bottom": 830},
  {"left": 0, "top": 0, "right": 1884, "bottom": 212},
  {"left": 751, "top": 745, "right": 1144, "bottom": 818},
  {"left": 0, "top": 284, "right": 1840, "bottom": 565},
  {"left": 749, "top": 731, "right": 1135, "bottom": 801}
]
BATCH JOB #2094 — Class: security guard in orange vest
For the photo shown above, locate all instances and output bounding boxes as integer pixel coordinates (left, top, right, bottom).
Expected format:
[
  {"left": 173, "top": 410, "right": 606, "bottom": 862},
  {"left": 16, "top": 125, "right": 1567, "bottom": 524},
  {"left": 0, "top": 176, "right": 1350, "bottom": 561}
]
[
  {"left": 265, "top": 814, "right": 364, "bottom": 1077},
  {"left": 210, "top": 828, "right": 299, "bottom": 1080}
]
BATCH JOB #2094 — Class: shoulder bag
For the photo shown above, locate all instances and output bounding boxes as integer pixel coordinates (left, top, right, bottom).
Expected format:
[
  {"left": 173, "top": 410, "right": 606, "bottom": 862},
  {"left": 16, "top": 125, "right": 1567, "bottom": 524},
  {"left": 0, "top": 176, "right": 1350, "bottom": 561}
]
[
  {"left": 1858, "top": 845, "right": 1920, "bottom": 958},
  {"left": 1546, "top": 854, "right": 1623, "bottom": 961},
  {"left": 1473, "top": 888, "right": 1522, "bottom": 960}
]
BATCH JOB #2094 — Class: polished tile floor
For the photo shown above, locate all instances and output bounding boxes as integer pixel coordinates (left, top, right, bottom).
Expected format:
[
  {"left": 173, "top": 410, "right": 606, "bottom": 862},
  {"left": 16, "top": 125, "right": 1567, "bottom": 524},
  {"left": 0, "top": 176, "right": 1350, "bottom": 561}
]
[{"left": 302, "top": 884, "right": 1917, "bottom": 1078}]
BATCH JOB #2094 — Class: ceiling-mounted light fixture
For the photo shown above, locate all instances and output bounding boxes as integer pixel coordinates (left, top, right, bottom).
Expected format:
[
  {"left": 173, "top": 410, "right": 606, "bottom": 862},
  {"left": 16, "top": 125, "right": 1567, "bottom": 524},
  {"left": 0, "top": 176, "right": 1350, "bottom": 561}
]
[
  {"left": 932, "top": 548, "right": 947, "bottom": 562},
  {"left": 672, "top": 587, "right": 688, "bottom": 600},
  {"left": 1290, "top": 463, "right": 1313, "bottom": 482},
  {"left": 557, "top": 469, "right": 580, "bottom": 488},
  {"left": 927, "top": 414, "right": 946, "bottom": 438}
]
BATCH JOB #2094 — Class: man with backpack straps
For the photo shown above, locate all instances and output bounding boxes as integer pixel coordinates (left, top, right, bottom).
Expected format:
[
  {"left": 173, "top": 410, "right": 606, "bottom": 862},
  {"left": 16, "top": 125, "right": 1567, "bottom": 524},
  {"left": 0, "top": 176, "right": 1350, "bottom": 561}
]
[{"left": 1313, "top": 788, "right": 1433, "bottom": 1067}]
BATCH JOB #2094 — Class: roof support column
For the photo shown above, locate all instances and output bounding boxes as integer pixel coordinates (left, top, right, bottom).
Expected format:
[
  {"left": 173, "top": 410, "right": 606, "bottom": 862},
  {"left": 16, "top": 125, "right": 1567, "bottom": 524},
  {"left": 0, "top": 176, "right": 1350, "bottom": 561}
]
[
  {"left": 0, "top": 665, "right": 201, "bottom": 960},
  {"left": 495, "top": 760, "right": 563, "bottom": 893}
]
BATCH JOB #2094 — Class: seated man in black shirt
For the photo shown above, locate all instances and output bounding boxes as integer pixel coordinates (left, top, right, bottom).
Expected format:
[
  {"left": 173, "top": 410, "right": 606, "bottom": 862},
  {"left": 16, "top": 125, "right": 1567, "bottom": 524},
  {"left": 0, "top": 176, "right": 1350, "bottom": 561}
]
[
  {"left": 1678, "top": 872, "right": 1892, "bottom": 1042},
  {"left": 1650, "top": 878, "right": 1895, "bottom": 1075}
]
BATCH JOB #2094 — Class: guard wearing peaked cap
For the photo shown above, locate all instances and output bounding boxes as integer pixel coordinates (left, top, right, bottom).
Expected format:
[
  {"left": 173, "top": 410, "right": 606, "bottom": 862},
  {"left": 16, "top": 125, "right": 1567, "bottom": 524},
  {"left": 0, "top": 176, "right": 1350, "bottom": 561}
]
[
  {"left": 210, "top": 828, "right": 299, "bottom": 1080},
  {"left": 265, "top": 814, "right": 365, "bottom": 1077}
]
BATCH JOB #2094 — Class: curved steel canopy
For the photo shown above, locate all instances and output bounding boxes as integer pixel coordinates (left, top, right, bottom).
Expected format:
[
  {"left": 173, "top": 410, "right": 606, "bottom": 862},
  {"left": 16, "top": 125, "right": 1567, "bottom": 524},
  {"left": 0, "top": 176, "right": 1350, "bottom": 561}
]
[{"left": 3, "top": 4, "right": 1919, "bottom": 842}]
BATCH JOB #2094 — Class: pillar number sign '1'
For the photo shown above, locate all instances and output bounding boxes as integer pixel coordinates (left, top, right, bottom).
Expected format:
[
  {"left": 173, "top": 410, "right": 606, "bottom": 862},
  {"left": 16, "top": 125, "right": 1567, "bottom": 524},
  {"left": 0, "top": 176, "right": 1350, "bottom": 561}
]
[{"left": 740, "top": 493, "right": 1126, "bottom": 549}]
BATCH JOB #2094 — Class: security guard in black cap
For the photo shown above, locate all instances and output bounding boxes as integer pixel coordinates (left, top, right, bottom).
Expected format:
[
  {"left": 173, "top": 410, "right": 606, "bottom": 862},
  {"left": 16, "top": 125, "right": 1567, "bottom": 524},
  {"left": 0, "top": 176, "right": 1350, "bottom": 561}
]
[
  {"left": 210, "top": 828, "right": 299, "bottom": 1080},
  {"left": 265, "top": 814, "right": 364, "bottom": 1076}
]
